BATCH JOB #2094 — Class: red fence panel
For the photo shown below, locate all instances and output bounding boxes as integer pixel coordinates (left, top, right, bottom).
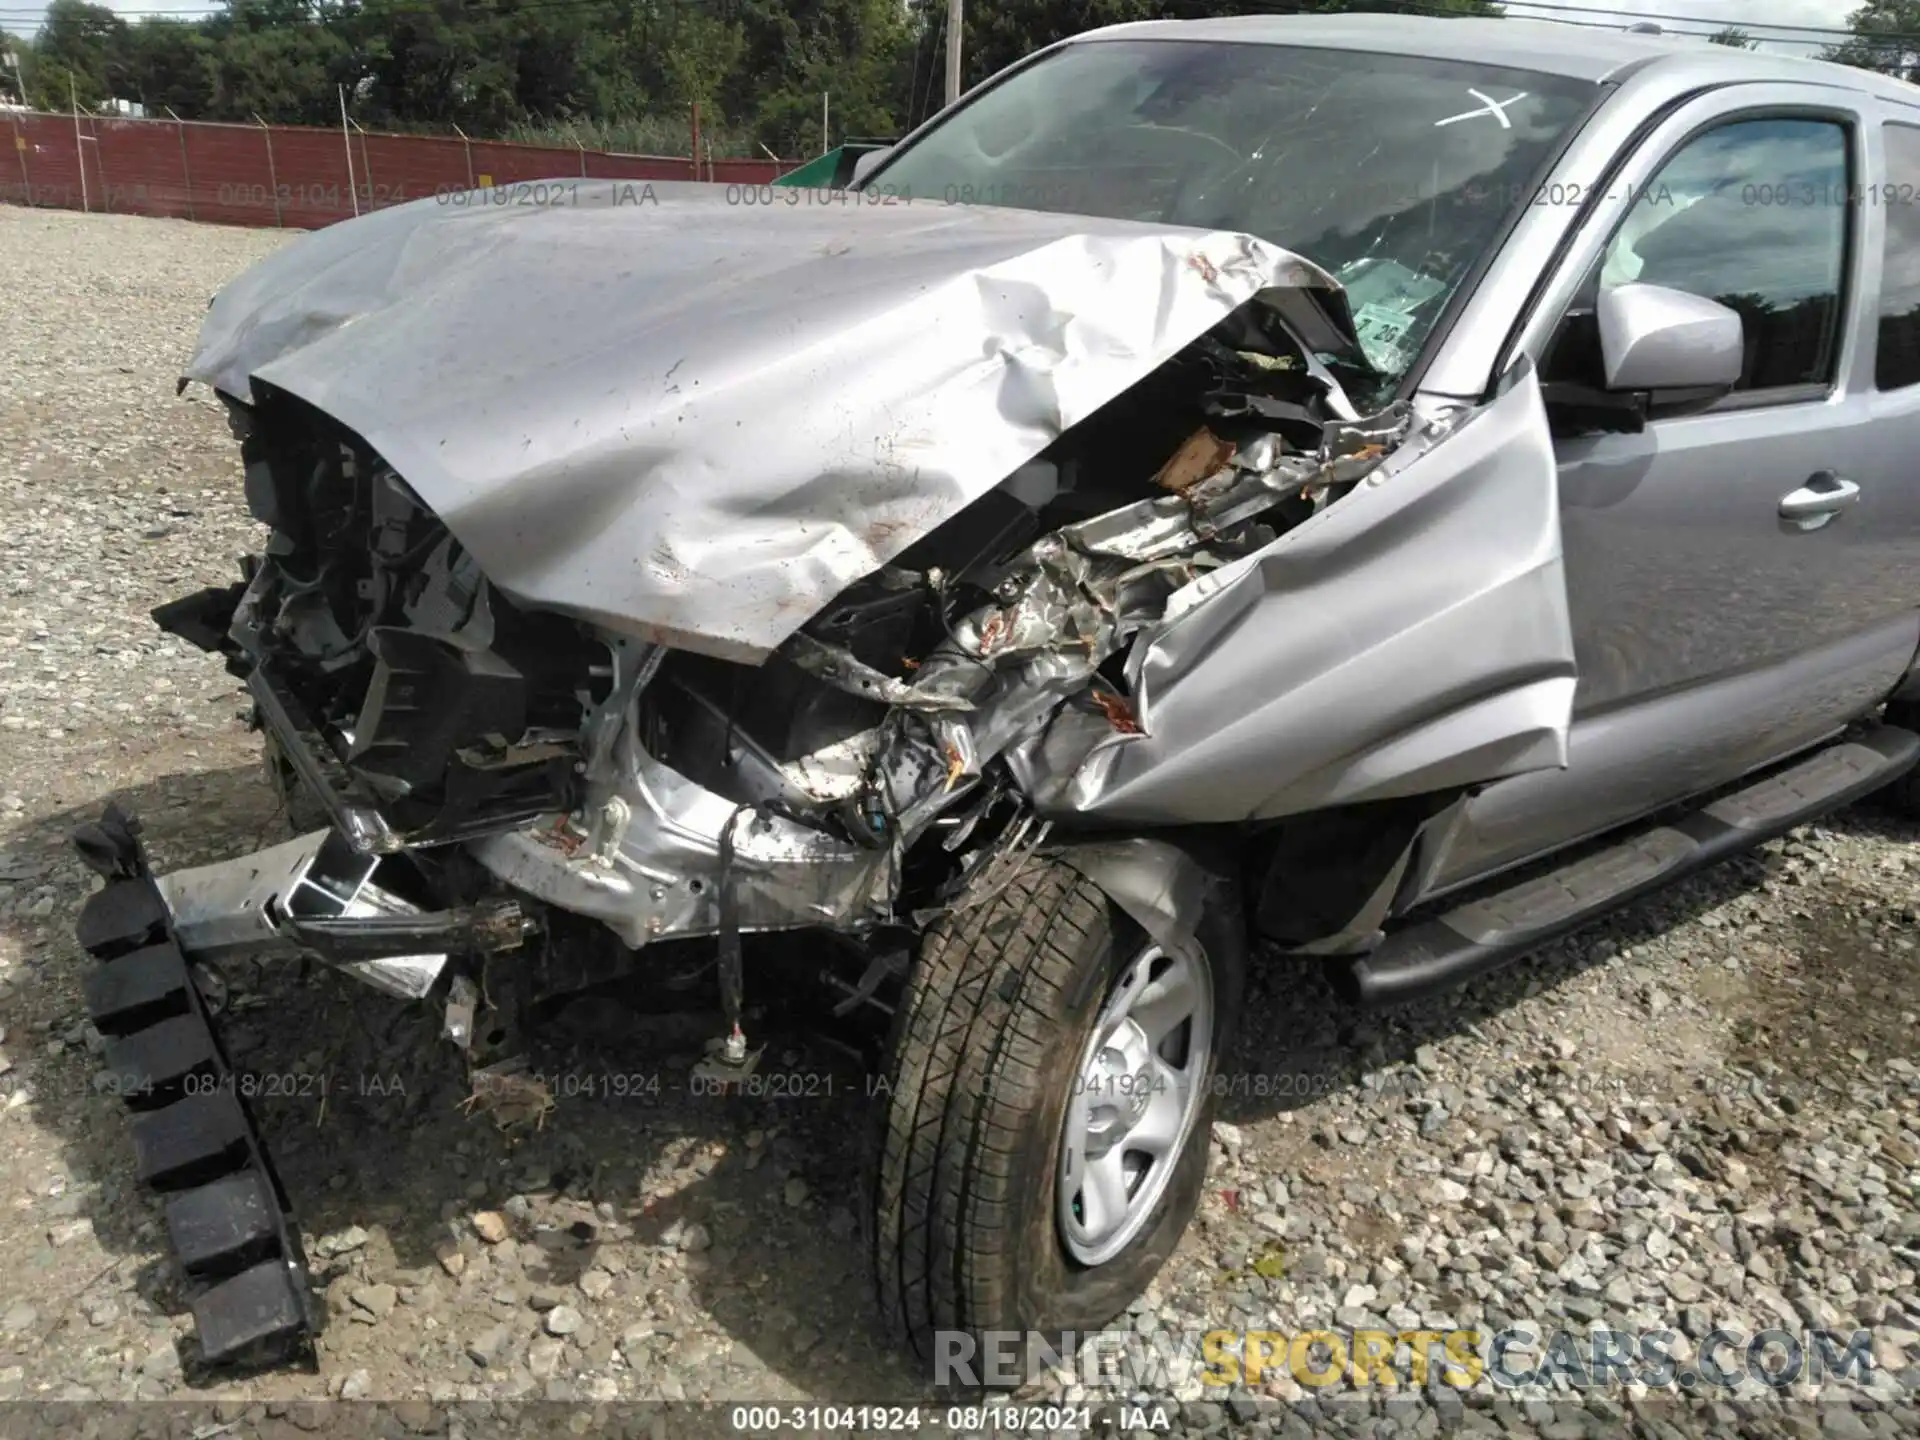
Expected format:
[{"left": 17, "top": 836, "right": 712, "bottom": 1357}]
[
  {"left": 465, "top": 139, "right": 581, "bottom": 187},
  {"left": 6, "top": 113, "right": 85, "bottom": 211},
  {"left": 262, "top": 126, "right": 358, "bottom": 227},
  {"left": 113, "top": 117, "right": 187, "bottom": 217},
  {"left": 711, "top": 158, "right": 785, "bottom": 186},
  {"left": 1, "top": 111, "right": 795, "bottom": 229},
  {"left": 581, "top": 151, "right": 698, "bottom": 185},
  {"left": 183, "top": 121, "right": 279, "bottom": 226},
  {"left": 356, "top": 131, "right": 467, "bottom": 210},
  {"left": 1, "top": 113, "right": 32, "bottom": 205}
]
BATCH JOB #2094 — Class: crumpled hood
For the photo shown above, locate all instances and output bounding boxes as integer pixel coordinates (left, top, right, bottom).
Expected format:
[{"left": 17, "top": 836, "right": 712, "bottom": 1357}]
[{"left": 188, "top": 180, "right": 1354, "bottom": 660}]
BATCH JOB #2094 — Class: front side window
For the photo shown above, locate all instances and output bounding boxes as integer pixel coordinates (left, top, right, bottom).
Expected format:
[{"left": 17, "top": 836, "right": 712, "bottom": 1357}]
[
  {"left": 868, "top": 39, "right": 1598, "bottom": 402},
  {"left": 1875, "top": 123, "right": 1920, "bottom": 390},
  {"left": 1549, "top": 116, "right": 1851, "bottom": 395}
]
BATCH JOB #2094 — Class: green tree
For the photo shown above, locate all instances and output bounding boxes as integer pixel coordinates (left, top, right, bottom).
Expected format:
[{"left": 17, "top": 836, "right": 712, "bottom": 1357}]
[
  {"left": 1708, "top": 26, "right": 1755, "bottom": 49},
  {"left": 726, "top": 0, "right": 915, "bottom": 153},
  {"left": 665, "top": 8, "right": 745, "bottom": 116},
  {"left": 198, "top": 1, "right": 350, "bottom": 126},
  {"left": 1, "top": 30, "right": 27, "bottom": 106},
  {"left": 31, "top": 0, "right": 130, "bottom": 107},
  {"left": 1825, "top": 1, "right": 1920, "bottom": 82},
  {"left": 517, "top": 7, "right": 650, "bottom": 125},
  {"left": 122, "top": 20, "right": 219, "bottom": 115}
]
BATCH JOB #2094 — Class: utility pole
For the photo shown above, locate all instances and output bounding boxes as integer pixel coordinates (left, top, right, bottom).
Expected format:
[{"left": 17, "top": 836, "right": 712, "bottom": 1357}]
[
  {"left": 945, "top": 0, "right": 963, "bottom": 107},
  {"left": 70, "top": 74, "right": 88, "bottom": 212},
  {"left": 338, "top": 84, "right": 358, "bottom": 215}
]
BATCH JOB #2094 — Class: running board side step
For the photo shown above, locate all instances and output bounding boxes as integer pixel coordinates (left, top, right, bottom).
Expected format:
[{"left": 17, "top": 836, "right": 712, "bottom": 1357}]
[
  {"left": 1338, "top": 724, "right": 1920, "bottom": 1008},
  {"left": 71, "top": 804, "right": 321, "bottom": 1371}
]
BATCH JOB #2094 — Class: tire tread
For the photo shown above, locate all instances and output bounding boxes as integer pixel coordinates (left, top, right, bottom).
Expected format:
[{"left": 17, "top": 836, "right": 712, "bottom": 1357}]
[{"left": 870, "top": 859, "right": 1109, "bottom": 1360}]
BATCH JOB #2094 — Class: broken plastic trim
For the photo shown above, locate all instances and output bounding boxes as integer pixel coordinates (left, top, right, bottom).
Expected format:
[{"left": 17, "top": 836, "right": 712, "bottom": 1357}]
[
  {"left": 247, "top": 669, "right": 403, "bottom": 856},
  {"left": 70, "top": 805, "right": 321, "bottom": 1370}
]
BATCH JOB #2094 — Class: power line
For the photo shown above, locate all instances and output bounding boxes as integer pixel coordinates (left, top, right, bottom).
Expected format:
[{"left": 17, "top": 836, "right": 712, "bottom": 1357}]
[
  {"left": 0, "top": 0, "right": 698, "bottom": 18},
  {"left": 0, "top": 0, "right": 1885, "bottom": 40},
  {"left": 7, "top": 0, "right": 1920, "bottom": 55},
  {"left": 0, "top": 0, "right": 654, "bottom": 13},
  {"left": 0, "top": 0, "right": 1843, "bottom": 35}
]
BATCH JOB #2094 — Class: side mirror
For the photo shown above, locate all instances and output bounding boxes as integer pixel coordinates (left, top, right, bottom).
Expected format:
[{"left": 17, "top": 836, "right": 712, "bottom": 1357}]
[
  {"left": 1597, "top": 283, "right": 1743, "bottom": 393},
  {"left": 850, "top": 147, "right": 893, "bottom": 187}
]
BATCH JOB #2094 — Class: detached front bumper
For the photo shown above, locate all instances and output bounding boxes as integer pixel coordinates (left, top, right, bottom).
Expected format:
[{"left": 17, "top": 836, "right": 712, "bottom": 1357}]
[
  {"left": 71, "top": 806, "right": 321, "bottom": 1370},
  {"left": 70, "top": 805, "right": 540, "bottom": 1369}
]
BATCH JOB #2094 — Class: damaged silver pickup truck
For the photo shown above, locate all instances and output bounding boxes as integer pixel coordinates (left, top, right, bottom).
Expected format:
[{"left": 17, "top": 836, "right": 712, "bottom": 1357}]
[{"left": 75, "top": 15, "right": 1920, "bottom": 1374}]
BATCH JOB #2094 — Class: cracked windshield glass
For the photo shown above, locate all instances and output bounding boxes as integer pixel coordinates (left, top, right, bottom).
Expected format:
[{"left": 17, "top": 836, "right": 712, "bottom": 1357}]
[{"left": 871, "top": 39, "right": 1597, "bottom": 397}]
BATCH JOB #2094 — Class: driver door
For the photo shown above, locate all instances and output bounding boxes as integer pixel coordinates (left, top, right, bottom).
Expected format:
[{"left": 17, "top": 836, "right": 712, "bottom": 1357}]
[{"left": 1425, "top": 85, "right": 1920, "bottom": 892}]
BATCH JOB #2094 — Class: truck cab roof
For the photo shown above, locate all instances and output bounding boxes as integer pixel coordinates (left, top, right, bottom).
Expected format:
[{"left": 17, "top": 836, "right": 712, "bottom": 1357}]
[{"left": 1076, "top": 13, "right": 1920, "bottom": 107}]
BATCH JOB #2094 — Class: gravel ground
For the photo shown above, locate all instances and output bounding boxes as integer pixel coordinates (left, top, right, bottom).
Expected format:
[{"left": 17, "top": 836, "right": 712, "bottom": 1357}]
[{"left": 1, "top": 205, "right": 1918, "bottom": 1436}]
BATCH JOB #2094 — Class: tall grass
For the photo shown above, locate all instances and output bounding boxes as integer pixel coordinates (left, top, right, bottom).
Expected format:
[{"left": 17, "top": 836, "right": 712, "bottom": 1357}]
[{"left": 504, "top": 113, "right": 770, "bottom": 160}]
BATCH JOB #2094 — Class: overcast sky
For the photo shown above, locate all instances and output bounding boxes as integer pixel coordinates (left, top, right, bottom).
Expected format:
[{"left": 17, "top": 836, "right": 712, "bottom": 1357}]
[{"left": 0, "top": 1, "right": 1876, "bottom": 50}]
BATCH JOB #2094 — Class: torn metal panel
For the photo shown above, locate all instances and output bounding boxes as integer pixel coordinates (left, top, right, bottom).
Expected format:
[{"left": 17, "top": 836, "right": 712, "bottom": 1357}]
[
  {"left": 466, "top": 639, "right": 891, "bottom": 949},
  {"left": 155, "top": 828, "right": 477, "bottom": 998},
  {"left": 184, "top": 182, "right": 1348, "bottom": 662},
  {"left": 1049, "top": 838, "right": 1219, "bottom": 952},
  {"left": 784, "top": 631, "right": 973, "bottom": 713},
  {"left": 1008, "top": 362, "right": 1575, "bottom": 823},
  {"left": 157, "top": 831, "right": 334, "bottom": 960},
  {"left": 464, "top": 755, "right": 890, "bottom": 951},
  {"left": 758, "top": 389, "right": 1422, "bottom": 835}
]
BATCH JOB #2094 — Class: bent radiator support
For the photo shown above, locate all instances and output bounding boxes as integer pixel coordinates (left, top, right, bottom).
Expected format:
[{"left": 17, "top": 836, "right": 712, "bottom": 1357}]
[{"left": 71, "top": 805, "right": 322, "bottom": 1371}]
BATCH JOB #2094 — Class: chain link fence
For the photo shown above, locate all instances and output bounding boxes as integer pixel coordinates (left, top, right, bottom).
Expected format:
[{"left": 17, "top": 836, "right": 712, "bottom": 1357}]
[{"left": 3, "top": 110, "right": 791, "bottom": 229}]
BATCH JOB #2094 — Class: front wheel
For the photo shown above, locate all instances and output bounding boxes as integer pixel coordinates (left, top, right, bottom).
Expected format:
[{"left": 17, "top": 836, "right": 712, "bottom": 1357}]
[{"left": 867, "top": 855, "right": 1243, "bottom": 1379}]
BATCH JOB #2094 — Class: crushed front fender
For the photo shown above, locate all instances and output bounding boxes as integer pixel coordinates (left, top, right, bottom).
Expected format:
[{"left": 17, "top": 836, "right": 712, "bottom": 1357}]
[{"left": 1009, "top": 359, "right": 1576, "bottom": 823}]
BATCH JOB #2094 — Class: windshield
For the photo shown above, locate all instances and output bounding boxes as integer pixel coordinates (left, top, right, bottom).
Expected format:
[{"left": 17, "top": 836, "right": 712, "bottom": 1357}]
[{"left": 869, "top": 39, "right": 1598, "bottom": 392}]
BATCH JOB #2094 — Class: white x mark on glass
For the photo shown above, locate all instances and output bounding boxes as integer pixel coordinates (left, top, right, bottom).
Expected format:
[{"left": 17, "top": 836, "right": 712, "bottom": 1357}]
[{"left": 1435, "top": 90, "right": 1530, "bottom": 130}]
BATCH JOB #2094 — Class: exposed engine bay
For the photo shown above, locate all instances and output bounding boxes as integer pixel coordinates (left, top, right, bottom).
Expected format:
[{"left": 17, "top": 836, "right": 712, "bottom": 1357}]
[
  {"left": 171, "top": 391, "right": 615, "bottom": 850},
  {"left": 164, "top": 299, "right": 1416, "bottom": 983},
  {"left": 88, "top": 183, "right": 1581, "bottom": 1372},
  {"left": 137, "top": 180, "right": 1582, "bottom": 1069}
]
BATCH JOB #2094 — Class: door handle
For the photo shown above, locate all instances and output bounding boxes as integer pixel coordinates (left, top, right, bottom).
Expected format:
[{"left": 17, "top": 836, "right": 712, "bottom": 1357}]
[{"left": 1779, "top": 472, "right": 1861, "bottom": 522}]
